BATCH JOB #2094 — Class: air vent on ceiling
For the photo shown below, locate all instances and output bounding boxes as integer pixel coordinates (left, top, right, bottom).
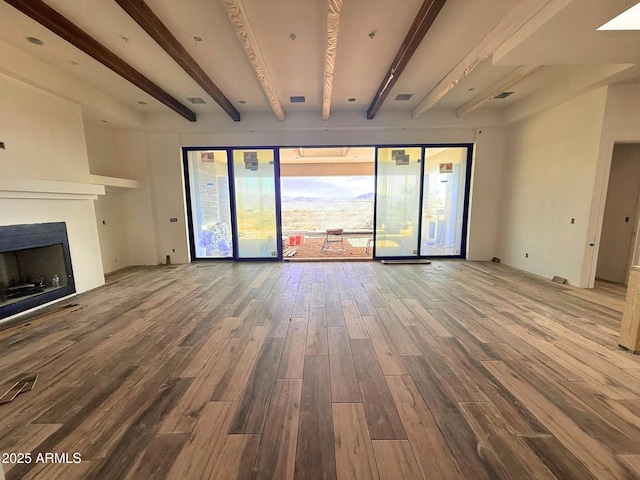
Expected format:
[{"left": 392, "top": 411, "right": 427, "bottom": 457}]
[
  {"left": 494, "top": 91, "right": 514, "bottom": 99},
  {"left": 290, "top": 96, "right": 306, "bottom": 103},
  {"left": 187, "top": 97, "right": 206, "bottom": 104},
  {"left": 394, "top": 93, "right": 413, "bottom": 101}
]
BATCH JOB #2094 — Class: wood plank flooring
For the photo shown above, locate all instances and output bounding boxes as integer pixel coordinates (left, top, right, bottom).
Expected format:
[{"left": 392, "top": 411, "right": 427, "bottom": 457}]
[{"left": 0, "top": 260, "right": 639, "bottom": 479}]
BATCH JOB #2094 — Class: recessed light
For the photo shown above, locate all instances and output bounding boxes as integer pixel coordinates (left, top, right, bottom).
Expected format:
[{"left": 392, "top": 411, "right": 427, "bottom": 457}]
[
  {"left": 394, "top": 93, "right": 413, "bottom": 101},
  {"left": 137, "top": 101, "right": 147, "bottom": 105},
  {"left": 238, "top": 100, "right": 247, "bottom": 104},
  {"left": 26, "top": 36, "right": 43, "bottom": 45},
  {"left": 347, "top": 98, "right": 356, "bottom": 102}
]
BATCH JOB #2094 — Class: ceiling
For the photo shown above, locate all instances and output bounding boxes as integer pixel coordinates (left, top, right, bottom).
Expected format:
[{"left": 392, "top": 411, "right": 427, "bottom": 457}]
[{"left": 1, "top": 0, "right": 639, "bottom": 127}]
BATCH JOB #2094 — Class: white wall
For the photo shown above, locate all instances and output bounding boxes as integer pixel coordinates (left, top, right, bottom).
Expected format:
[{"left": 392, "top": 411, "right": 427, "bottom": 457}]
[
  {"left": 143, "top": 110, "right": 503, "bottom": 264},
  {"left": 84, "top": 123, "right": 158, "bottom": 272},
  {"left": 498, "top": 88, "right": 608, "bottom": 287},
  {"left": 0, "top": 74, "right": 90, "bottom": 183},
  {"left": 147, "top": 133, "right": 190, "bottom": 264},
  {"left": 466, "top": 128, "right": 505, "bottom": 260},
  {"left": 0, "top": 73, "right": 104, "bottom": 295},
  {"left": 595, "top": 143, "right": 640, "bottom": 283},
  {"left": 586, "top": 85, "right": 640, "bottom": 287}
]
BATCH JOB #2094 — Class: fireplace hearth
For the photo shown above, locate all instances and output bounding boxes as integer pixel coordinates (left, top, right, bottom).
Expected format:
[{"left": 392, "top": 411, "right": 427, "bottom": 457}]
[{"left": 0, "top": 223, "right": 76, "bottom": 321}]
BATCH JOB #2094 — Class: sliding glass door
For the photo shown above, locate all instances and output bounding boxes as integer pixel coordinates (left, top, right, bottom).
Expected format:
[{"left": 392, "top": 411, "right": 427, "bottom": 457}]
[
  {"left": 374, "top": 145, "right": 471, "bottom": 259},
  {"left": 420, "top": 147, "right": 470, "bottom": 256},
  {"left": 185, "top": 150, "right": 233, "bottom": 258},
  {"left": 184, "top": 143, "right": 470, "bottom": 262},
  {"left": 232, "top": 149, "right": 280, "bottom": 259},
  {"left": 374, "top": 147, "right": 422, "bottom": 257}
]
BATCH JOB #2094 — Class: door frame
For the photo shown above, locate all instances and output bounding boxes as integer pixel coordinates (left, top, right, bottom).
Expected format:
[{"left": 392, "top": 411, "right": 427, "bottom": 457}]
[
  {"left": 372, "top": 143, "right": 473, "bottom": 260},
  {"left": 183, "top": 142, "right": 473, "bottom": 262}
]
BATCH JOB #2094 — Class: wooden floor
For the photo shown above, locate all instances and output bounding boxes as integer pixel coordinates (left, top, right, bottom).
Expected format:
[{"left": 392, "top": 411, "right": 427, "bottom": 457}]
[{"left": 1, "top": 260, "right": 639, "bottom": 479}]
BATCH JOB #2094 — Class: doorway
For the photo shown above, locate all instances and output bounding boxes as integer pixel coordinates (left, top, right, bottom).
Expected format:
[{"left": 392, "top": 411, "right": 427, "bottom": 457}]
[
  {"left": 596, "top": 143, "right": 640, "bottom": 284},
  {"left": 183, "top": 144, "right": 472, "bottom": 262},
  {"left": 279, "top": 147, "right": 375, "bottom": 259}
]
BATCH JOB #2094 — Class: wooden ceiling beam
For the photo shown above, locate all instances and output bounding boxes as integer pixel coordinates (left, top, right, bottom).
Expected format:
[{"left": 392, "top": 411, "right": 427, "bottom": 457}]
[
  {"left": 366, "top": 0, "right": 447, "bottom": 120},
  {"left": 114, "top": 0, "right": 240, "bottom": 122},
  {"left": 4, "top": 0, "right": 196, "bottom": 122}
]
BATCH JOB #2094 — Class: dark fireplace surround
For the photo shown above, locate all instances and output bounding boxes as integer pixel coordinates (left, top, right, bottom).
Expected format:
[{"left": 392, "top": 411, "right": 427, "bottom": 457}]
[{"left": 0, "top": 222, "right": 76, "bottom": 321}]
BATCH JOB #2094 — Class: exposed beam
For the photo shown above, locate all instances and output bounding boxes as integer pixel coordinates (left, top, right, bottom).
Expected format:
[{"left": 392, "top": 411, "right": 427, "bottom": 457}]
[
  {"left": 114, "top": 0, "right": 240, "bottom": 122},
  {"left": 4, "top": 0, "right": 196, "bottom": 122},
  {"left": 222, "top": 0, "right": 285, "bottom": 121},
  {"left": 455, "top": 65, "right": 542, "bottom": 118},
  {"left": 412, "top": 0, "right": 572, "bottom": 118},
  {"left": 366, "top": 0, "right": 447, "bottom": 120},
  {"left": 322, "top": 0, "right": 342, "bottom": 120}
]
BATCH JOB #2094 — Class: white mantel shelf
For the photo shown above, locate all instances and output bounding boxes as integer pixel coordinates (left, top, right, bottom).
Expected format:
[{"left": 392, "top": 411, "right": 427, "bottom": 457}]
[
  {"left": 0, "top": 177, "right": 105, "bottom": 200},
  {"left": 90, "top": 175, "right": 145, "bottom": 192}
]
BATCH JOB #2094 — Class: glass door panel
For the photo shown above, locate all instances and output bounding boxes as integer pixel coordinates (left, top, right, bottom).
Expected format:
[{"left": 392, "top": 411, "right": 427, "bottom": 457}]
[
  {"left": 420, "top": 147, "right": 469, "bottom": 256},
  {"left": 186, "top": 150, "right": 233, "bottom": 258},
  {"left": 232, "top": 149, "right": 279, "bottom": 259},
  {"left": 374, "top": 147, "right": 422, "bottom": 257}
]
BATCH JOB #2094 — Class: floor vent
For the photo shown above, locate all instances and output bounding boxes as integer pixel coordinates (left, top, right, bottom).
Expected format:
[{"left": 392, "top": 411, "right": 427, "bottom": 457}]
[
  {"left": 491, "top": 257, "right": 501, "bottom": 263},
  {"left": 551, "top": 276, "right": 567, "bottom": 284}
]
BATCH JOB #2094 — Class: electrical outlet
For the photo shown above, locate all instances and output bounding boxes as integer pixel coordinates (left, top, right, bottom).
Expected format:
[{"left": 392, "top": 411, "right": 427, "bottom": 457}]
[
  {"left": 525, "top": 253, "right": 529, "bottom": 258},
  {"left": 0, "top": 141, "right": 5, "bottom": 149}
]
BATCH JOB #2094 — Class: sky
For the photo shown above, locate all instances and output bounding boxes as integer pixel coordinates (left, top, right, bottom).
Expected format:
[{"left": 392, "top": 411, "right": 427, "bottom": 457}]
[{"left": 281, "top": 176, "right": 374, "bottom": 199}]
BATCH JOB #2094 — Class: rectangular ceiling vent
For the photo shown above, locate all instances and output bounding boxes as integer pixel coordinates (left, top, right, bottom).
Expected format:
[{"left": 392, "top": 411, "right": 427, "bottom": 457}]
[
  {"left": 290, "top": 96, "right": 306, "bottom": 103},
  {"left": 494, "top": 91, "right": 514, "bottom": 99},
  {"left": 394, "top": 93, "right": 413, "bottom": 101},
  {"left": 187, "top": 97, "right": 206, "bottom": 104}
]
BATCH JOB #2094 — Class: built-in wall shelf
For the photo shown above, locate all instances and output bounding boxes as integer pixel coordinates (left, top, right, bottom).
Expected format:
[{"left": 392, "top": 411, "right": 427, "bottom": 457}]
[
  {"left": 0, "top": 177, "right": 105, "bottom": 200},
  {"left": 90, "top": 175, "right": 145, "bottom": 192}
]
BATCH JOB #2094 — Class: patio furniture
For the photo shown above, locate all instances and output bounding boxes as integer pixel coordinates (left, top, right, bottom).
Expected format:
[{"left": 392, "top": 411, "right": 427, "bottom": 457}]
[{"left": 321, "top": 229, "right": 344, "bottom": 252}]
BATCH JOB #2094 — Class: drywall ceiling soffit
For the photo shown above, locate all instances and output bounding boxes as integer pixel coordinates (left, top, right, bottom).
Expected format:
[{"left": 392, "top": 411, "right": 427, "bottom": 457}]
[
  {"left": 411, "top": 0, "right": 576, "bottom": 118},
  {"left": 366, "top": 0, "right": 448, "bottom": 119},
  {"left": 280, "top": 146, "right": 374, "bottom": 164},
  {"left": 456, "top": 65, "right": 543, "bottom": 117},
  {"left": 114, "top": 0, "right": 240, "bottom": 121},
  {"left": 501, "top": 63, "right": 635, "bottom": 124},
  {"left": 493, "top": 0, "right": 640, "bottom": 65}
]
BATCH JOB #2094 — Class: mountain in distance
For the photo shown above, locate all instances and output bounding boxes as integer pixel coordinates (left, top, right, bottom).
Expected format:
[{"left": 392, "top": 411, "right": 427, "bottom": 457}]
[
  {"left": 282, "top": 193, "right": 374, "bottom": 202},
  {"left": 352, "top": 192, "right": 374, "bottom": 200}
]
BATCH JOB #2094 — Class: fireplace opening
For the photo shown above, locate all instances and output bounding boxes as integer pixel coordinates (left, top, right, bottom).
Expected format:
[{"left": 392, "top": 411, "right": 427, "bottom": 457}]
[{"left": 0, "top": 223, "right": 76, "bottom": 321}]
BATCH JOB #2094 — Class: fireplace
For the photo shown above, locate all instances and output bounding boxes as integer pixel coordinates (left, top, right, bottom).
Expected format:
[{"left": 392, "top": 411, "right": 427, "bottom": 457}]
[{"left": 0, "top": 222, "right": 76, "bottom": 321}]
